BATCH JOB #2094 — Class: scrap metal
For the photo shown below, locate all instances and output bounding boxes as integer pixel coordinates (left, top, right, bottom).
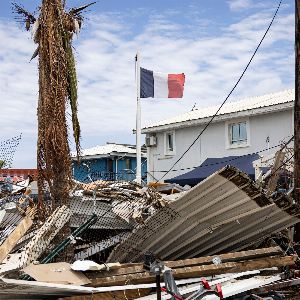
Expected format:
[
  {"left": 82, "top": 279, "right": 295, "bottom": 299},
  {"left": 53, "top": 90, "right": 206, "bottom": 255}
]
[{"left": 108, "top": 166, "right": 300, "bottom": 263}]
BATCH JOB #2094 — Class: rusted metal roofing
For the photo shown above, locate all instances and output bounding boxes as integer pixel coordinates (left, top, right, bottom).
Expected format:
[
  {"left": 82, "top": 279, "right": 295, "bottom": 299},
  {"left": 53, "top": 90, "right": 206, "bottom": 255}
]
[{"left": 108, "top": 166, "right": 300, "bottom": 263}]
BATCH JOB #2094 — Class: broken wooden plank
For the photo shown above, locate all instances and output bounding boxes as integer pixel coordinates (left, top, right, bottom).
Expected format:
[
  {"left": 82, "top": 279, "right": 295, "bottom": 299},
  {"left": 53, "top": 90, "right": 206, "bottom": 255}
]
[
  {"left": 0, "top": 213, "right": 34, "bottom": 263},
  {"left": 23, "top": 262, "right": 91, "bottom": 285},
  {"left": 0, "top": 205, "right": 71, "bottom": 274},
  {"left": 267, "top": 150, "right": 286, "bottom": 195},
  {"left": 164, "top": 246, "right": 283, "bottom": 268},
  {"left": 0, "top": 270, "right": 260, "bottom": 300},
  {"left": 58, "top": 289, "right": 151, "bottom": 300},
  {"left": 0, "top": 277, "right": 94, "bottom": 298},
  {"left": 0, "top": 209, "right": 5, "bottom": 225},
  {"left": 170, "top": 255, "right": 296, "bottom": 279},
  {"left": 88, "top": 255, "right": 296, "bottom": 287},
  {"left": 86, "top": 247, "right": 282, "bottom": 279}
]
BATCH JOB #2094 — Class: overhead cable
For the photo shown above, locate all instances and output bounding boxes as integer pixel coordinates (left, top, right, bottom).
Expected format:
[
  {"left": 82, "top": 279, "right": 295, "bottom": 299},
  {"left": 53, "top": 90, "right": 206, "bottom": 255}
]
[
  {"left": 157, "top": 0, "right": 283, "bottom": 182},
  {"left": 150, "top": 135, "right": 293, "bottom": 174}
]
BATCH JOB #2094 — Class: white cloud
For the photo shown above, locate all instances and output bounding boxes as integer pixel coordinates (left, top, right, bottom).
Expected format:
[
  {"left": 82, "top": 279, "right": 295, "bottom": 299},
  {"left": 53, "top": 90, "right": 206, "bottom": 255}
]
[
  {"left": 228, "top": 0, "right": 253, "bottom": 11},
  {"left": 227, "top": 0, "right": 273, "bottom": 12},
  {"left": 0, "top": 6, "right": 294, "bottom": 167}
]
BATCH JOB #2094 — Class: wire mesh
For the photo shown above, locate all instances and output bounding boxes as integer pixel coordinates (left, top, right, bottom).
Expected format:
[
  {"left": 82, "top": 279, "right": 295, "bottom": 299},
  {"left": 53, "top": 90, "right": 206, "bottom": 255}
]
[
  {"left": 0, "top": 158, "right": 181, "bottom": 274},
  {"left": 65, "top": 164, "right": 180, "bottom": 264},
  {"left": 2, "top": 150, "right": 295, "bottom": 274},
  {"left": 0, "top": 134, "right": 22, "bottom": 169}
]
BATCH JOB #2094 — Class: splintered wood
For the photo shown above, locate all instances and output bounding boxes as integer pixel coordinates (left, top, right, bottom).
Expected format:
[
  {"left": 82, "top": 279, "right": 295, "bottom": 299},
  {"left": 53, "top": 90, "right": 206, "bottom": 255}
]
[
  {"left": 0, "top": 213, "right": 34, "bottom": 263},
  {"left": 0, "top": 205, "right": 71, "bottom": 274},
  {"left": 86, "top": 247, "right": 295, "bottom": 287}
]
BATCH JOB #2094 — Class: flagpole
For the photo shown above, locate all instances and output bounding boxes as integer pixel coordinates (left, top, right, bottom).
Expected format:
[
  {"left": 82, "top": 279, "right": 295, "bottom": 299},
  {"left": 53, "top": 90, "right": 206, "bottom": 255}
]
[{"left": 135, "top": 51, "right": 142, "bottom": 184}]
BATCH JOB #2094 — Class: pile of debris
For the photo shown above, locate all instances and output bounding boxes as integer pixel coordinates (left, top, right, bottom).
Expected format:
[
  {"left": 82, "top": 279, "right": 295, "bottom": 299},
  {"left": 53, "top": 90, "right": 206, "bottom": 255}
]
[
  {"left": 108, "top": 166, "right": 300, "bottom": 263},
  {"left": 0, "top": 166, "right": 300, "bottom": 298},
  {"left": 0, "top": 179, "right": 168, "bottom": 275},
  {"left": 0, "top": 246, "right": 298, "bottom": 299}
]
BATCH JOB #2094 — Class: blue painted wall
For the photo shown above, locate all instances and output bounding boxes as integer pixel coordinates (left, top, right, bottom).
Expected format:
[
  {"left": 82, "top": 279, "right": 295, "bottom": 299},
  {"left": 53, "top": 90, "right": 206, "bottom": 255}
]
[{"left": 72, "top": 156, "right": 147, "bottom": 182}]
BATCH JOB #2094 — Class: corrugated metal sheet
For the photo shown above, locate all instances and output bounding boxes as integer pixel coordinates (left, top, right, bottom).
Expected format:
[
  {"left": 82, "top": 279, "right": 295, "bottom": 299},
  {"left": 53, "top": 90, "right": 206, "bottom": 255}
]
[
  {"left": 169, "top": 203, "right": 299, "bottom": 259},
  {"left": 143, "top": 89, "right": 294, "bottom": 131},
  {"left": 0, "top": 277, "right": 92, "bottom": 299},
  {"left": 108, "top": 166, "right": 300, "bottom": 263},
  {"left": 69, "top": 198, "right": 132, "bottom": 230}
]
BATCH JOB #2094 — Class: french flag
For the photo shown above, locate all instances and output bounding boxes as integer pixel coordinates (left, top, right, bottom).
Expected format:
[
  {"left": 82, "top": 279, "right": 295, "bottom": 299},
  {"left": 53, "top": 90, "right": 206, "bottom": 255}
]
[{"left": 140, "top": 68, "right": 185, "bottom": 99}]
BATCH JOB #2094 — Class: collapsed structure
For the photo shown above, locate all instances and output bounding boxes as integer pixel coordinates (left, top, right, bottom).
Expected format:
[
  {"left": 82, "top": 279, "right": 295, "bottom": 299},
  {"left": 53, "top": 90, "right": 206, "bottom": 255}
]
[
  {"left": 0, "top": 156, "right": 300, "bottom": 299},
  {"left": 108, "top": 166, "right": 300, "bottom": 263},
  {"left": 2, "top": 1, "right": 299, "bottom": 298}
]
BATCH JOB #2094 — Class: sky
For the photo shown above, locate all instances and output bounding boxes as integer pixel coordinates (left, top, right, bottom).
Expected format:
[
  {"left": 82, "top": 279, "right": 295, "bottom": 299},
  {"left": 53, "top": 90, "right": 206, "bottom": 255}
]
[{"left": 0, "top": 0, "right": 295, "bottom": 168}]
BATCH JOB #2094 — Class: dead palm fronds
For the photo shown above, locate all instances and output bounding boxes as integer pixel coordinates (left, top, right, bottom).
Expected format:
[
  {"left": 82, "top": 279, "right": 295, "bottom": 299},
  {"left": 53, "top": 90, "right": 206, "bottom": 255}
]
[
  {"left": 13, "top": 1, "right": 95, "bottom": 211},
  {"left": 12, "top": 2, "right": 36, "bottom": 30}
]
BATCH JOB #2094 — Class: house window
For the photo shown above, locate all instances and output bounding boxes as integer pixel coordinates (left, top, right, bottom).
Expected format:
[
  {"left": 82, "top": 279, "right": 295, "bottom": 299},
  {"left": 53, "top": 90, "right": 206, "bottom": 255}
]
[
  {"left": 125, "top": 158, "right": 132, "bottom": 170},
  {"left": 230, "top": 122, "right": 247, "bottom": 144},
  {"left": 107, "top": 159, "right": 114, "bottom": 173},
  {"left": 165, "top": 131, "right": 175, "bottom": 155}
]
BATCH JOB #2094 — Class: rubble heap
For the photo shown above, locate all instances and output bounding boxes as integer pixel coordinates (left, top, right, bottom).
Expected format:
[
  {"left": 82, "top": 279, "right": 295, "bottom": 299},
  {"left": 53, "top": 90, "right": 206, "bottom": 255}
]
[{"left": 0, "top": 166, "right": 300, "bottom": 299}]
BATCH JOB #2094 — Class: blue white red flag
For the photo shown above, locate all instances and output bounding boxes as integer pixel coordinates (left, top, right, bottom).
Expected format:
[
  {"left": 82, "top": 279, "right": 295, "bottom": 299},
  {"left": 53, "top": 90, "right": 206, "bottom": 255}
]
[{"left": 140, "top": 68, "right": 185, "bottom": 98}]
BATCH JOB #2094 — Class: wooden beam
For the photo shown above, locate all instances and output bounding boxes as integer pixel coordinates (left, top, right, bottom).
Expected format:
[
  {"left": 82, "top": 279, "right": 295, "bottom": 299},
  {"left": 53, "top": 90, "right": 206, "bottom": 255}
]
[
  {"left": 294, "top": 0, "right": 300, "bottom": 243},
  {"left": 164, "top": 246, "right": 283, "bottom": 268},
  {"left": 170, "top": 255, "right": 296, "bottom": 279},
  {"left": 58, "top": 289, "right": 151, "bottom": 300},
  {"left": 88, "top": 255, "right": 296, "bottom": 287},
  {"left": 0, "top": 214, "right": 34, "bottom": 263},
  {"left": 267, "top": 150, "right": 286, "bottom": 195},
  {"left": 295, "top": 0, "right": 300, "bottom": 205},
  {"left": 86, "top": 247, "right": 282, "bottom": 279}
]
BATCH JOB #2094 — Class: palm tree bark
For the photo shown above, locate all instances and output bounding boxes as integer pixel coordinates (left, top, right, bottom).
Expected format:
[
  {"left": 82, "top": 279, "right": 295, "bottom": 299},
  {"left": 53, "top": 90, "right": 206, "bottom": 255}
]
[{"left": 37, "top": 0, "right": 72, "bottom": 211}]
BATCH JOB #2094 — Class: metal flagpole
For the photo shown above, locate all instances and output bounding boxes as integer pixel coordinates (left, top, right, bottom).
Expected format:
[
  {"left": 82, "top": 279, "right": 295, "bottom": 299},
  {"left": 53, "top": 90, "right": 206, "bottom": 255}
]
[{"left": 135, "top": 51, "right": 142, "bottom": 184}]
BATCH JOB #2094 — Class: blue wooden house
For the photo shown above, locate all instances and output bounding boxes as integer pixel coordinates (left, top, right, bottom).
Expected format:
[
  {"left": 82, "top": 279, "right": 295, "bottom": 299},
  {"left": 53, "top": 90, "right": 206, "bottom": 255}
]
[{"left": 72, "top": 143, "right": 147, "bottom": 182}]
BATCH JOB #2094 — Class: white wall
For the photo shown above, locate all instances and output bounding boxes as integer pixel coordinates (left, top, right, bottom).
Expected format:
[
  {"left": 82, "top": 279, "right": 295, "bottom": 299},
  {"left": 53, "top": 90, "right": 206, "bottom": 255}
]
[{"left": 147, "top": 108, "right": 293, "bottom": 182}]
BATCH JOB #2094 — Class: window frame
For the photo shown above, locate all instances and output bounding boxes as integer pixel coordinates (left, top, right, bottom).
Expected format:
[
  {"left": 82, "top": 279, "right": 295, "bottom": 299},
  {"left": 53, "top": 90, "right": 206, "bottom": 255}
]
[
  {"left": 164, "top": 131, "right": 176, "bottom": 156},
  {"left": 125, "top": 158, "right": 132, "bottom": 170},
  {"left": 230, "top": 122, "right": 247, "bottom": 144},
  {"left": 225, "top": 118, "right": 250, "bottom": 149}
]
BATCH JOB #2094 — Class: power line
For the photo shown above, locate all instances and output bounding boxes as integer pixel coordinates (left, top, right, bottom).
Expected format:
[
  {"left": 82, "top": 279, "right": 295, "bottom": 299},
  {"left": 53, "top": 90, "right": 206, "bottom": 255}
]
[
  {"left": 149, "top": 135, "right": 293, "bottom": 174},
  {"left": 270, "top": 153, "right": 294, "bottom": 177},
  {"left": 157, "top": 0, "right": 283, "bottom": 182}
]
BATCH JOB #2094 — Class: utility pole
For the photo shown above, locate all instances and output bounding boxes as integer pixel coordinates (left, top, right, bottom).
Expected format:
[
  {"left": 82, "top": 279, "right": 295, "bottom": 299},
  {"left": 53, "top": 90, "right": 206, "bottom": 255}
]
[
  {"left": 295, "top": 0, "right": 300, "bottom": 202},
  {"left": 294, "top": 0, "right": 300, "bottom": 241},
  {"left": 135, "top": 52, "right": 142, "bottom": 185}
]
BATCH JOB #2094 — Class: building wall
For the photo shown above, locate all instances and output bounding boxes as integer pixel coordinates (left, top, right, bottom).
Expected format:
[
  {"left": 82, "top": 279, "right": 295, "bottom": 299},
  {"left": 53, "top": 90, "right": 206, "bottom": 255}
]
[
  {"left": 146, "top": 108, "right": 293, "bottom": 182},
  {"left": 73, "top": 156, "right": 147, "bottom": 182},
  {"left": 0, "top": 169, "right": 38, "bottom": 180}
]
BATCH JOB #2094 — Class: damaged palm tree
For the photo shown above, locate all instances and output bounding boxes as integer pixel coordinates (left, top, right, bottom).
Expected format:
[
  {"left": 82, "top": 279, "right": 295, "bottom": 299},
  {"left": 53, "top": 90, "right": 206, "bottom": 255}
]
[{"left": 13, "top": 1, "right": 95, "bottom": 211}]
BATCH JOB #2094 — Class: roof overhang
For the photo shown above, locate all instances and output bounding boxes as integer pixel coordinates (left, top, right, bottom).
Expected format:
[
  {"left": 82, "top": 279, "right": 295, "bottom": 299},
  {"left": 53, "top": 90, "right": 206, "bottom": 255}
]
[
  {"left": 142, "top": 101, "right": 293, "bottom": 134},
  {"left": 71, "top": 152, "right": 146, "bottom": 161}
]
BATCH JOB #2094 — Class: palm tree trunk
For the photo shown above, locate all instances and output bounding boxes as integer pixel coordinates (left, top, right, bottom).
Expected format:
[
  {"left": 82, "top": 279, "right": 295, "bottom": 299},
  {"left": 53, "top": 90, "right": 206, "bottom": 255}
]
[{"left": 37, "top": 0, "right": 72, "bottom": 211}]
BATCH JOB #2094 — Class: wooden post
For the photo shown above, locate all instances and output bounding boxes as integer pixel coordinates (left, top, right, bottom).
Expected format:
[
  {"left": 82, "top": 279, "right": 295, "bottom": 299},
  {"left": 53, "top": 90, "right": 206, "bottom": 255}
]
[
  {"left": 294, "top": 0, "right": 300, "bottom": 241},
  {"left": 295, "top": 0, "right": 300, "bottom": 201}
]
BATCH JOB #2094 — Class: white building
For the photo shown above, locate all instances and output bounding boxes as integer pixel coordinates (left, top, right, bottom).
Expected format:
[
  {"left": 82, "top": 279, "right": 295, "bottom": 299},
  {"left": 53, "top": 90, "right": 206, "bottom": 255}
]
[{"left": 142, "top": 89, "right": 294, "bottom": 182}]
